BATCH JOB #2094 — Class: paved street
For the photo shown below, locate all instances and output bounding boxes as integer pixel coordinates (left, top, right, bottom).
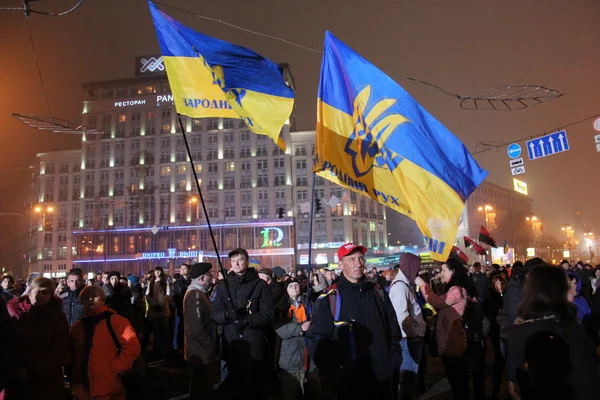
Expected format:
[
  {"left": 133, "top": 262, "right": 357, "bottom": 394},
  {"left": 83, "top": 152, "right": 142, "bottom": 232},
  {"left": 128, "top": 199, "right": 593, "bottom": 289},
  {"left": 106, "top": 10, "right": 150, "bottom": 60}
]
[{"left": 137, "top": 342, "right": 509, "bottom": 400}]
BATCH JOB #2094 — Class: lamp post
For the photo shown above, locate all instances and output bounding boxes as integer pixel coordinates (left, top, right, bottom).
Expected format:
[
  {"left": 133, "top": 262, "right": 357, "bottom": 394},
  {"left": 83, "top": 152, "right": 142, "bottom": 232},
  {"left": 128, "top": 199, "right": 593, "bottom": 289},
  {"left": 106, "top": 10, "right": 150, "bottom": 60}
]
[
  {"left": 189, "top": 197, "right": 200, "bottom": 251},
  {"left": 478, "top": 205, "right": 493, "bottom": 229},
  {"left": 561, "top": 224, "right": 573, "bottom": 259},
  {"left": 33, "top": 204, "right": 54, "bottom": 266},
  {"left": 584, "top": 231, "right": 594, "bottom": 263},
  {"left": 525, "top": 215, "right": 537, "bottom": 249}
]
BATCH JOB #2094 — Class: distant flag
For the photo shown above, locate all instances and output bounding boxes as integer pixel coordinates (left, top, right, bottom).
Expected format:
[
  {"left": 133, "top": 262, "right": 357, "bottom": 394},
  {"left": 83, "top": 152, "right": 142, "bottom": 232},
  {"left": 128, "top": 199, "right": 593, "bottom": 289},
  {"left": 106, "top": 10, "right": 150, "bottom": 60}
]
[
  {"left": 503, "top": 240, "right": 509, "bottom": 255},
  {"left": 313, "top": 31, "right": 488, "bottom": 262},
  {"left": 328, "top": 195, "right": 340, "bottom": 208},
  {"left": 450, "top": 246, "right": 469, "bottom": 264},
  {"left": 148, "top": 1, "right": 294, "bottom": 150},
  {"left": 463, "top": 236, "right": 487, "bottom": 255},
  {"left": 479, "top": 226, "right": 498, "bottom": 248}
]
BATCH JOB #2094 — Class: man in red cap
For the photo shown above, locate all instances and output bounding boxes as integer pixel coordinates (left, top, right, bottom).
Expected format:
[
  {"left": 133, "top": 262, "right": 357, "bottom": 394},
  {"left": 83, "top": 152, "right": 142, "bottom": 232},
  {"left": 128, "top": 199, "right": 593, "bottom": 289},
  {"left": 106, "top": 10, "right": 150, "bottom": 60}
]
[{"left": 308, "top": 243, "right": 402, "bottom": 399}]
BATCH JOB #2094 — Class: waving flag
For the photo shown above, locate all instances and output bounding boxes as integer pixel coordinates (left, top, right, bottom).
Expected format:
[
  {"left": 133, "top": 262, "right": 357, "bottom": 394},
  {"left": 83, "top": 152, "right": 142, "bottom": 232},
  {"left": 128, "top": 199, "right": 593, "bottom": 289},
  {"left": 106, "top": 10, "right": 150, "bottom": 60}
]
[
  {"left": 503, "top": 240, "right": 509, "bottom": 255},
  {"left": 148, "top": 1, "right": 294, "bottom": 150},
  {"left": 479, "top": 226, "right": 497, "bottom": 248},
  {"left": 313, "top": 32, "right": 487, "bottom": 261},
  {"left": 450, "top": 246, "right": 469, "bottom": 264},
  {"left": 464, "top": 236, "right": 486, "bottom": 255}
]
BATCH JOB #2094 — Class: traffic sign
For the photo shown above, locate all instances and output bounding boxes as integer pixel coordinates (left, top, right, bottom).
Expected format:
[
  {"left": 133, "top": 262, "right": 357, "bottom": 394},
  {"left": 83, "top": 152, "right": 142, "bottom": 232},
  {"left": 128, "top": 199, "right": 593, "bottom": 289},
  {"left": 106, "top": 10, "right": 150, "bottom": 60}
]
[
  {"left": 507, "top": 143, "right": 521, "bottom": 159},
  {"left": 511, "top": 166, "right": 526, "bottom": 176},
  {"left": 593, "top": 117, "right": 600, "bottom": 133},
  {"left": 509, "top": 158, "right": 524, "bottom": 168},
  {"left": 526, "top": 130, "right": 569, "bottom": 161},
  {"left": 594, "top": 134, "right": 600, "bottom": 144}
]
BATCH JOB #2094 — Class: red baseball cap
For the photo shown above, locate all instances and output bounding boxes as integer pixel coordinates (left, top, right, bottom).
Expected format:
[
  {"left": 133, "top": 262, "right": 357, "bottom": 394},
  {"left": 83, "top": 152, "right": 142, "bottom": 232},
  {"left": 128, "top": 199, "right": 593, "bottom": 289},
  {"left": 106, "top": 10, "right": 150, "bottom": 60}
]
[{"left": 337, "top": 242, "right": 367, "bottom": 260}]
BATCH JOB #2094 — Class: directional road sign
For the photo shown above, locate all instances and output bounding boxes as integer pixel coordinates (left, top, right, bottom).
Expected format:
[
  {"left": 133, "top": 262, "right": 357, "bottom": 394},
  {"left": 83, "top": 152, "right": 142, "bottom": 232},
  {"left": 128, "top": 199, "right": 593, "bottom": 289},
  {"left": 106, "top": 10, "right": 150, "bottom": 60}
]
[
  {"left": 507, "top": 143, "right": 521, "bottom": 159},
  {"left": 511, "top": 166, "right": 526, "bottom": 176},
  {"left": 509, "top": 158, "right": 524, "bottom": 168},
  {"left": 526, "top": 130, "right": 569, "bottom": 161}
]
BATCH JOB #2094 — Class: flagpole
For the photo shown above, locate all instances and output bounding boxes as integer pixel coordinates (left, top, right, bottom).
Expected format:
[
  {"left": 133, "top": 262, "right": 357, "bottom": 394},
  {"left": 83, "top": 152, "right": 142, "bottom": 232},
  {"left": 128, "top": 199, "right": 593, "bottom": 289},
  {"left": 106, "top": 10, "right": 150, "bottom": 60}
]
[
  {"left": 305, "top": 171, "right": 317, "bottom": 315},
  {"left": 177, "top": 115, "right": 235, "bottom": 310}
]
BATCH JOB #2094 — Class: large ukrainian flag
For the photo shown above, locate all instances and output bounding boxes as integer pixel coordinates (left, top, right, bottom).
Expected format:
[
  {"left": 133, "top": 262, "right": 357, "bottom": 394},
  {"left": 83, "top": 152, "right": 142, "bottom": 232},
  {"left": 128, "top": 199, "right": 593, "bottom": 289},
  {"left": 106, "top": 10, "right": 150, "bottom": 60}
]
[
  {"left": 315, "top": 32, "right": 487, "bottom": 261},
  {"left": 148, "top": 1, "right": 294, "bottom": 150}
]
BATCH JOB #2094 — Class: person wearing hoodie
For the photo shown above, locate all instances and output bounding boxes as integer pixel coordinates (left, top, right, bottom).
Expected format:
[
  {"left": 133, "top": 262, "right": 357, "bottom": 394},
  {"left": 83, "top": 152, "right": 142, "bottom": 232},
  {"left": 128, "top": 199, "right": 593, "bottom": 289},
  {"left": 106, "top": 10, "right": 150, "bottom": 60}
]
[
  {"left": 212, "top": 248, "right": 275, "bottom": 399},
  {"left": 2, "top": 277, "right": 70, "bottom": 400},
  {"left": 389, "top": 253, "right": 426, "bottom": 400},
  {"left": 567, "top": 271, "right": 592, "bottom": 322},
  {"left": 274, "top": 278, "right": 319, "bottom": 400},
  {"left": 71, "top": 285, "right": 141, "bottom": 400}
]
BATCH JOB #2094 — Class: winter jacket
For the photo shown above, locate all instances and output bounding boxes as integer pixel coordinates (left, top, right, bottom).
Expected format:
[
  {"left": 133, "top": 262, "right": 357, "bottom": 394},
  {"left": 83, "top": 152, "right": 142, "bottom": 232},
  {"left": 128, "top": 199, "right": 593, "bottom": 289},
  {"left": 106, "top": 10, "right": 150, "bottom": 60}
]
[
  {"left": 389, "top": 270, "right": 426, "bottom": 339},
  {"left": 504, "top": 276, "right": 524, "bottom": 324},
  {"left": 275, "top": 294, "right": 316, "bottom": 373},
  {"left": 60, "top": 286, "right": 85, "bottom": 327},
  {"left": 183, "top": 282, "right": 219, "bottom": 365},
  {"left": 0, "top": 288, "right": 14, "bottom": 302},
  {"left": 172, "top": 276, "right": 191, "bottom": 316},
  {"left": 307, "top": 273, "right": 402, "bottom": 383},
  {"left": 420, "top": 284, "right": 467, "bottom": 357},
  {"left": 212, "top": 268, "right": 275, "bottom": 362},
  {"left": 508, "top": 317, "right": 600, "bottom": 400},
  {"left": 3, "top": 295, "right": 70, "bottom": 400},
  {"left": 146, "top": 280, "right": 171, "bottom": 318},
  {"left": 0, "top": 296, "right": 13, "bottom": 392},
  {"left": 129, "top": 283, "right": 145, "bottom": 333},
  {"left": 471, "top": 272, "right": 489, "bottom": 303},
  {"left": 71, "top": 306, "right": 141, "bottom": 399}
]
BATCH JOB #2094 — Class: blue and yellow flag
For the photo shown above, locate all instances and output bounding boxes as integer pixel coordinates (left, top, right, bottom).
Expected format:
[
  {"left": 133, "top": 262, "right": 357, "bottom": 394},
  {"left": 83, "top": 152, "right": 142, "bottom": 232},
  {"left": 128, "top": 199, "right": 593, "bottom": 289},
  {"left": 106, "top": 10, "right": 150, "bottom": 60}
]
[
  {"left": 148, "top": 1, "right": 294, "bottom": 150},
  {"left": 314, "top": 32, "right": 488, "bottom": 261}
]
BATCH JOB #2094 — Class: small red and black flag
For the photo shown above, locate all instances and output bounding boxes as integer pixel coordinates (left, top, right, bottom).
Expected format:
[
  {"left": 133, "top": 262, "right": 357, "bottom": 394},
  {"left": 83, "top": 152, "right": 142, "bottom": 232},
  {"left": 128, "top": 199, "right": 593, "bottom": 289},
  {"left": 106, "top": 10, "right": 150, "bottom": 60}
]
[
  {"left": 479, "top": 226, "right": 497, "bottom": 248},
  {"left": 463, "top": 236, "right": 487, "bottom": 255},
  {"left": 450, "top": 245, "right": 469, "bottom": 264}
]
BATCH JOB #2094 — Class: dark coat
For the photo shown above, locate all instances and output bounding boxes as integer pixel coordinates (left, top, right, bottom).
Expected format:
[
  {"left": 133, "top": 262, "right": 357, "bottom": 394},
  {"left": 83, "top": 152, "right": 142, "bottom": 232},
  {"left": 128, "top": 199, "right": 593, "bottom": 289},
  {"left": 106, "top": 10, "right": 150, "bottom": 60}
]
[
  {"left": 4, "top": 295, "right": 70, "bottom": 400},
  {"left": 508, "top": 317, "right": 600, "bottom": 400},
  {"left": 307, "top": 274, "right": 402, "bottom": 384},
  {"left": 504, "top": 276, "right": 524, "bottom": 324},
  {"left": 60, "top": 286, "right": 85, "bottom": 327},
  {"left": 471, "top": 272, "right": 489, "bottom": 303},
  {"left": 0, "top": 296, "right": 13, "bottom": 392},
  {"left": 212, "top": 268, "right": 274, "bottom": 362},
  {"left": 183, "top": 284, "right": 219, "bottom": 365},
  {"left": 173, "top": 276, "right": 191, "bottom": 316}
]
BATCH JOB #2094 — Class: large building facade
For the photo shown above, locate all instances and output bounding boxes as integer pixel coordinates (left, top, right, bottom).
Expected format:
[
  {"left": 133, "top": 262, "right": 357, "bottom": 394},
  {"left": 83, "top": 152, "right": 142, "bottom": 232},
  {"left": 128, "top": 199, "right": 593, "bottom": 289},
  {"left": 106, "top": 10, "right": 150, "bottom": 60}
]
[{"left": 27, "top": 58, "right": 388, "bottom": 277}]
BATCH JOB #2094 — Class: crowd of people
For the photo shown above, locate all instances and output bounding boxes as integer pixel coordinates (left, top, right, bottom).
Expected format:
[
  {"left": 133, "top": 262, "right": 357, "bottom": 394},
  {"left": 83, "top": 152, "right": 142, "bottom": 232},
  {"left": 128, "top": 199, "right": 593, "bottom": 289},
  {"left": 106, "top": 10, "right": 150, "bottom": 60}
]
[{"left": 1, "top": 247, "right": 600, "bottom": 400}]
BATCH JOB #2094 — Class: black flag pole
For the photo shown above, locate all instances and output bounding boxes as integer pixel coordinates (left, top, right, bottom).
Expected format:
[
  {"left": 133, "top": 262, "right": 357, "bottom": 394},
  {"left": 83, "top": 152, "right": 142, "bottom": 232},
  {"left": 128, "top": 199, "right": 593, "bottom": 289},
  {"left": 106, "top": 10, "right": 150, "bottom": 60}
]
[{"left": 177, "top": 115, "right": 235, "bottom": 310}]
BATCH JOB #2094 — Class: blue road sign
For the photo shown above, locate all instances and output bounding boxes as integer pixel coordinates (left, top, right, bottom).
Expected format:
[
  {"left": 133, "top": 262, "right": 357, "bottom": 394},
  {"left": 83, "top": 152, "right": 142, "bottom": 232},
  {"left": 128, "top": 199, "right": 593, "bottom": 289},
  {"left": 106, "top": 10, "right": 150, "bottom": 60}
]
[
  {"left": 526, "top": 130, "right": 569, "bottom": 161},
  {"left": 507, "top": 143, "right": 521, "bottom": 159}
]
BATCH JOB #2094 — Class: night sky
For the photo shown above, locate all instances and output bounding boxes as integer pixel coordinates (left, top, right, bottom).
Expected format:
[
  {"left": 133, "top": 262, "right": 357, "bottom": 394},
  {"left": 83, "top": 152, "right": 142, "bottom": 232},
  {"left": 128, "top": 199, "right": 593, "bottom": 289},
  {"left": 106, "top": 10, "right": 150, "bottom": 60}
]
[{"left": 1, "top": 0, "right": 600, "bottom": 253}]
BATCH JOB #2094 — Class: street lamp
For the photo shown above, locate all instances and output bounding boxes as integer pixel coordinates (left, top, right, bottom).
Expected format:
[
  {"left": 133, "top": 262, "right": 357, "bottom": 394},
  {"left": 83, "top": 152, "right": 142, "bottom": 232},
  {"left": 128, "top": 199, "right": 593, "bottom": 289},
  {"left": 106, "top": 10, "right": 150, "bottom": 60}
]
[
  {"left": 478, "top": 205, "right": 493, "bottom": 229},
  {"left": 33, "top": 204, "right": 54, "bottom": 231},
  {"left": 561, "top": 224, "right": 574, "bottom": 259},
  {"left": 525, "top": 215, "right": 537, "bottom": 247}
]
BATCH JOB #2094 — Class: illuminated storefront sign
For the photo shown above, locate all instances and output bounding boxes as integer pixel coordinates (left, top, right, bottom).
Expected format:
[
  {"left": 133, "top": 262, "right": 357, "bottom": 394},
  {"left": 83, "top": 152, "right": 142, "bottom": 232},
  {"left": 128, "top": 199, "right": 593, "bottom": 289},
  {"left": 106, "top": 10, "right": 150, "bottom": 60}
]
[
  {"left": 296, "top": 242, "right": 346, "bottom": 250},
  {"left": 114, "top": 99, "right": 146, "bottom": 108},
  {"left": 141, "top": 248, "right": 204, "bottom": 259},
  {"left": 260, "top": 227, "right": 284, "bottom": 248},
  {"left": 135, "top": 55, "right": 166, "bottom": 77},
  {"left": 513, "top": 178, "right": 528, "bottom": 195}
]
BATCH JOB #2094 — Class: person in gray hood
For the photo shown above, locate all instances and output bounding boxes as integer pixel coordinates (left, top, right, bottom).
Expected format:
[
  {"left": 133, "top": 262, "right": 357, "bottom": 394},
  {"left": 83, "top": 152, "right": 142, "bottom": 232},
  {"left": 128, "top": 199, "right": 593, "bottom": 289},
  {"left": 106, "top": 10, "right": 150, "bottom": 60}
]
[
  {"left": 389, "top": 253, "right": 426, "bottom": 400},
  {"left": 274, "top": 278, "right": 319, "bottom": 400}
]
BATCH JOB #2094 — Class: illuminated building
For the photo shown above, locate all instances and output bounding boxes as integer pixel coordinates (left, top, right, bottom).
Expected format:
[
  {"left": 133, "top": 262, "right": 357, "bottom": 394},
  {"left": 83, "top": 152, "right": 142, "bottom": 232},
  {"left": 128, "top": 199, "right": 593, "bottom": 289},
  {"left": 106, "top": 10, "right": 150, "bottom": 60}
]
[{"left": 26, "top": 57, "right": 387, "bottom": 276}]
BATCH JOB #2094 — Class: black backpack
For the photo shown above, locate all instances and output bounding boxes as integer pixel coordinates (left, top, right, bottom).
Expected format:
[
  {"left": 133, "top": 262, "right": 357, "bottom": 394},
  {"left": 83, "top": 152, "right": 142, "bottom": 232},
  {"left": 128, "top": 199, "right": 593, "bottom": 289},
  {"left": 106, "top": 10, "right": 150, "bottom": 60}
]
[
  {"left": 105, "top": 314, "right": 148, "bottom": 390},
  {"left": 463, "top": 301, "right": 490, "bottom": 346}
]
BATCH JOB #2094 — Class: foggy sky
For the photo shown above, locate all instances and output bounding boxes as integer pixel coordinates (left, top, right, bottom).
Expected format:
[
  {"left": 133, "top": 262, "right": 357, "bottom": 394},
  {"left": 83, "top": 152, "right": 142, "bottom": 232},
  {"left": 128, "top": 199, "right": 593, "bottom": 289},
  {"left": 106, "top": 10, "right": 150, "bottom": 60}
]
[{"left": 1, "top": 0, "right": 600, "bottom": 242}]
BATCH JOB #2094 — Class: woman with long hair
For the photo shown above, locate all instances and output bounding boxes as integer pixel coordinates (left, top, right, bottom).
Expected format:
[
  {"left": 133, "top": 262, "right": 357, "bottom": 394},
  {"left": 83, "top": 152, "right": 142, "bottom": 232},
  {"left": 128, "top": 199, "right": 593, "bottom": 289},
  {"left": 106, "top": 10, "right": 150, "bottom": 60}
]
[
  {"left": 415, "top": 259, "right": 470, "bottom": 400},
  {"left": 508, "top": 264, "right": 600, "bottom": 400},
  {"left": 145, "top": 266, "right": 171, "bottom": 359}
]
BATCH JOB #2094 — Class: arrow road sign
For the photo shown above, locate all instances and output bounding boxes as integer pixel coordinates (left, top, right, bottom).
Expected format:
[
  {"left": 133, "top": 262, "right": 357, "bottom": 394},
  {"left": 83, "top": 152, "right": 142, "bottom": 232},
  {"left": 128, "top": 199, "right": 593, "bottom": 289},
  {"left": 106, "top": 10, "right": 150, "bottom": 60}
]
[
  {"left": 509, "top": 158, "right": 524, "bottom": 168},
  {"left": 507, "top": 143, "right": 521, "bottom": 159},
  {"left": 526, "top": 130, "right": 569, "bottom": 161},
  {"left": 511, "top": 166, "right": 526, "bottom": 176}
]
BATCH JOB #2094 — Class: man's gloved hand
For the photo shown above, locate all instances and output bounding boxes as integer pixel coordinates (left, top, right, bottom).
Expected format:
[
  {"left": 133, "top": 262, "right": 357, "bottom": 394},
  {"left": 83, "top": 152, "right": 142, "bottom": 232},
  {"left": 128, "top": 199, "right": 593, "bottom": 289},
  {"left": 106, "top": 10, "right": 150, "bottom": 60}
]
[
  {"left": 233, "top": 316, "right": 249, "bottom": 331},
  {"left": 225, "top": 308, "right": 246, "bottom": 321}
]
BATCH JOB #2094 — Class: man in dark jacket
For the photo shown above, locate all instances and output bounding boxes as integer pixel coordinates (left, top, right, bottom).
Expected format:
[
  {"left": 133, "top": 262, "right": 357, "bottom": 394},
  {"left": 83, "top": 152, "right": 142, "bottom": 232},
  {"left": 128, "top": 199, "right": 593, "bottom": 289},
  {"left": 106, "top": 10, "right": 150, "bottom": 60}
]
[
  {"left": 60, "top": 268, "right": 85, "bottom": 327},
  {"left": 308, "top": 243, "right": 402, "bottom": 400},
  {"left": 212, "top": 248, "right": 274, "bottom": 399},
  {"left": 471, "top": 262, "right": 489, "bottom": 304},
  {"left": 184, "top": 263, "right": 219, "bottom": 399},
  {"left": 172, "top": 263, "right": 192, "bottom": 352}
]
